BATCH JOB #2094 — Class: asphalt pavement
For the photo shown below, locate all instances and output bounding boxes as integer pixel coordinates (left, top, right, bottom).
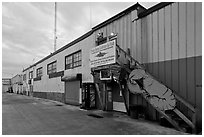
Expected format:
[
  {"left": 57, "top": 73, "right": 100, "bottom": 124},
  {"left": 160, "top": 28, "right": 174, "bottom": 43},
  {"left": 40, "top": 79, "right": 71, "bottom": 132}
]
[{"left": 2, "top": 92, "right": 188, "bottom": 135}]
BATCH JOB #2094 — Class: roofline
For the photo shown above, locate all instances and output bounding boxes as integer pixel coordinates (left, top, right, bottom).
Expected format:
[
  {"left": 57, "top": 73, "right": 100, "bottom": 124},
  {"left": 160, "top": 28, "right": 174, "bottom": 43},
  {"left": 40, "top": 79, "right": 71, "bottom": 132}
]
[
  {"left": 11, "top": 74, "right": 21, "bottom": 79},
  {"left": 23, "top": 30, "right": 93, "bottom": 72},
  {"left": 138, "top": 2, "right": 173, "bottom": 18},
  {"left": 92, "top": 2, "right": 146, "bottom": 31}
]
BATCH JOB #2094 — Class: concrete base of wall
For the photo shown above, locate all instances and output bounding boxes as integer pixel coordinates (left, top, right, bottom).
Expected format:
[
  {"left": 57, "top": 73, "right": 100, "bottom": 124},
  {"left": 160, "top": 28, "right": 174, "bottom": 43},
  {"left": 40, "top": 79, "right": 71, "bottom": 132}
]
[{"left": 33, "top": 91, "right": 65, "bottom": 103}]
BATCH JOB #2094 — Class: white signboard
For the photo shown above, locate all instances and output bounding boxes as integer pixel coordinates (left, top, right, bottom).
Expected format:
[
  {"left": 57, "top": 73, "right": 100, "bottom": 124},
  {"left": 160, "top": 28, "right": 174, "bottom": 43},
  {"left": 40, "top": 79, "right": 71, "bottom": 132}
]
[{"left": 90, "top": 40, "right": 116, "bottom": 68}]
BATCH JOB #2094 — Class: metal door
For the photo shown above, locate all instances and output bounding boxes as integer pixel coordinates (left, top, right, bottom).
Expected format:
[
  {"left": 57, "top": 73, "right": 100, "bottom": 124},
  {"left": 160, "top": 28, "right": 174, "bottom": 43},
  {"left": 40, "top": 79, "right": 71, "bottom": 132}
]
[{"left": 65, "top": 81, "right": 80, "bottom": 105}]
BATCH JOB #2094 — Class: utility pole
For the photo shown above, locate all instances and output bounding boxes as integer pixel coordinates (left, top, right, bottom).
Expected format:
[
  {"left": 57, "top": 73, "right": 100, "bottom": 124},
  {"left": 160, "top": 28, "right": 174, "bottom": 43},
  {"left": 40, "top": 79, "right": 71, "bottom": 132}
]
[{"left": 54, "top": 2, "right": 57, "bottom": 52}]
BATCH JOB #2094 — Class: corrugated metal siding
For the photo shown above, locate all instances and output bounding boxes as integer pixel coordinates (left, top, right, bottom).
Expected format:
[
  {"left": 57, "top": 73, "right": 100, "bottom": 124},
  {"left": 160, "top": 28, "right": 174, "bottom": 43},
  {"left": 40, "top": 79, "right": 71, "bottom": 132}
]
[
  {"left": 143, "top": 2, "right": 202, "bottom": 107},
  {"left": 144, "top": 2, "right": 201, "bottom": 59},
  {"left": 142, "top": 2, "right": 202, "bottom": 126}
]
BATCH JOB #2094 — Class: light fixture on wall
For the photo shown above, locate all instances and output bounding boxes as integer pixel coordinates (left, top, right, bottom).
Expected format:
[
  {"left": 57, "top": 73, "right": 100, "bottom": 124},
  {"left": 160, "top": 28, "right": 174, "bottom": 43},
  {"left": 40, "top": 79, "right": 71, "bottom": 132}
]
[
  {"left": 110, "top": 32, "right": 115, "bottom": 36},
  {"left": 109, "top": 32, "right": 117, "bottom": 40}
]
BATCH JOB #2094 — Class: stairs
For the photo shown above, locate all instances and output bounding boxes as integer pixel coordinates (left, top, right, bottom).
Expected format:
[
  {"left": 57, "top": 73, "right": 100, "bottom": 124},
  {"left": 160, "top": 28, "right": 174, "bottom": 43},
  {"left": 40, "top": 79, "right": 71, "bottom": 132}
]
[{"left": 115, "top": 44, "right": 196, "bottom": 134}]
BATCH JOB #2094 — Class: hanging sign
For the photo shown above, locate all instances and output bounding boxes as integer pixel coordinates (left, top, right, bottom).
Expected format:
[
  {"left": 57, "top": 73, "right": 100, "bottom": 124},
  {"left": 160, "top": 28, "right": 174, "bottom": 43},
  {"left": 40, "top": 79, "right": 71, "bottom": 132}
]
[{"left": 90, "top": 40, "right": 116, "bottom": 68}]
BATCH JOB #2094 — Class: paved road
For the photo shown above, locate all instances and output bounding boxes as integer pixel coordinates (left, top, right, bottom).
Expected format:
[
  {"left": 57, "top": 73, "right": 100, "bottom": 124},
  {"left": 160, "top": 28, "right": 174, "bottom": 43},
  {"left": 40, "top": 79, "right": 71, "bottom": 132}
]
[{"left": 2, "top": 92, "right": 187, "bottom": 135}]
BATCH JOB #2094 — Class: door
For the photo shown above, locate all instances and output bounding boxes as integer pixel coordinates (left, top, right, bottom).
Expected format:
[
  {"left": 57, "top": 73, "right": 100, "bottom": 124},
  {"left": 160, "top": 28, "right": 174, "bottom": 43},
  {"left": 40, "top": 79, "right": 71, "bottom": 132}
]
[
  {"left": 112, "top": 81, "right": 126, "bottom": 112},
  {"left": 65, "top": 80, "right": 80, "bottom": 105}
]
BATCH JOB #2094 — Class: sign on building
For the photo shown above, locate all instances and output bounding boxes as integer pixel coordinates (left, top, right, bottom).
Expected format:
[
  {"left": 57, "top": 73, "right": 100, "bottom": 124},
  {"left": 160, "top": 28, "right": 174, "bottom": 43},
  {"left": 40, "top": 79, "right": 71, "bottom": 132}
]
[{"left": 90, "top": 40, "right": 116, "bottom": 68}]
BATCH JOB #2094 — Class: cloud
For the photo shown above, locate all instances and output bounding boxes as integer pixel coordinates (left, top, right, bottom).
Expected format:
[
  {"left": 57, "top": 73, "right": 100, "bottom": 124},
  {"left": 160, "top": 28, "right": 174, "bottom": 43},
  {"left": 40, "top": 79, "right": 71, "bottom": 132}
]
[{"left": 2, "top": 2, "right": 55, "bottom": 77}]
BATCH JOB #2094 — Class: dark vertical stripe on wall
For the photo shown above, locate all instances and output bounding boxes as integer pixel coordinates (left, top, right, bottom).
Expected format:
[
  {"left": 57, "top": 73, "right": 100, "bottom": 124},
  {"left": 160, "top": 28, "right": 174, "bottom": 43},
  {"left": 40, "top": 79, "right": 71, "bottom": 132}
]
[
  {"left": 157, "top": 11, "right": 160, "bottom": 81},
  {"left": 185, "top": 3, "right": 188, "bottom": 102},
  {"left": 195, "top": 56, "right": 202, "bottom": 112},
  {"left": 163, "top": 8, "right": 166, "bottom": 85},
  {"left": 165, "top": 5, "right": 172, "bottom": 88},
  {"left": 171, "top": 3, "right": 179, "bottom": 97},
  {"left": 151, "top": 13, "right": 156, "bottom": 120},
  {"left": 152, "top": 12, "right": 159, "bottom": 80},
  {"left": 149, "top": 14, "right": 153, "bottom": 75},
  {"left": 195, "top": 3, "right": 202, "bottom": 127},
  {"left": 178, "top": 3, "right": 188, "bottom": 117},
  {"left": 178, "top": 3, "right": 188, "bottom": 114},
  {"left": 170, "top": 5, "right": 173, "bottom": 89},
  {"left": 177, "top": 3, "right": 180, "bottom": 97},
  {"left": 158, "top": 9, "right": 165, "bottom": 83},
  {"left": 178, "top": 3, "right": 187, "bottom": 99},
  {"left": 187, "top": 58, "right": 195, "bottom": 105},
  {"left": 194, "top": 2, "right": 196, "bottom": 108},
  {"left": 186, "top": 3, "right": 195, "bottom": 106}
]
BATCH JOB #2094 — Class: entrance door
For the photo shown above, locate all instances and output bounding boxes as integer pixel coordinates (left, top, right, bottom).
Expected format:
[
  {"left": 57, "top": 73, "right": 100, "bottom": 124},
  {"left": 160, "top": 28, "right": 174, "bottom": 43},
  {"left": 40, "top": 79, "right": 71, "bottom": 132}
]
[
  {"left": 65, "top": 80, "right": 80, "bottom": 105},
  {"left": 112, "top": 82, "right": 126, "bottom": 112}
]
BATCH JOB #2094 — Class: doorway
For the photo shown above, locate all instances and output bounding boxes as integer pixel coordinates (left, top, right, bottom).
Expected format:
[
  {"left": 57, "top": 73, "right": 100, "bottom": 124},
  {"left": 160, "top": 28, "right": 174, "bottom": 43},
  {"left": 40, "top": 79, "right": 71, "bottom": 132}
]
[{"left": 111, "top": 81, "right": 126, "bottom": 112}]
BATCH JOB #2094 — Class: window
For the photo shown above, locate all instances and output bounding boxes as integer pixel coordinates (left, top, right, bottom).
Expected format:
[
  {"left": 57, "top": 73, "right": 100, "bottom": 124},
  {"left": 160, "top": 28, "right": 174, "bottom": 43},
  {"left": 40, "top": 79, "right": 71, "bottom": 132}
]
[
  {"left": 23, "top": 74, "right": 26, "bottom": 81},
  {"left": 29, "top": 71, "right": 33, "bottom": 79},
  {"left": 47, "top": 61, "right": 57, "bottom": 75},
  {"left": 65, "top": 50, "right": 82, "bottom": 69},
  {"left": 36, "top": 67, "right": 43, "bottom": 77}
]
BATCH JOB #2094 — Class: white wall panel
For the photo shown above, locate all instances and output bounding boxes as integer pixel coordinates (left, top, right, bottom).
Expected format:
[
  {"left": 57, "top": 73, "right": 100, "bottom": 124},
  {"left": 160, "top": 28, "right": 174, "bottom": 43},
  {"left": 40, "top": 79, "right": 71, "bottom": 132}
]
[
  {"left": 152, "top": 12, "right": 158, "bottom": 63},
  {"left": 186, "top": 2, "right": 195, "bottom": 58},
  {"left": 178, "top": 3, "right": 186, "bottom": 59},
  {"left": 172, "top": 3, "right": 179, "bottom": 60},
  {"left": 131, "top": 20, "right": 137, "bottom": 59},
  {"left": 195, "top": 2, "right": 202, "bottom": 56},
  {"left": 147, "top": 14, "right": 153, "bottom": 63},
  {"left": 136, "top": 19, "right": 142, "bottom": 63},
  {"left": 141, "top": 17, "right": 148, "bottom": 63},
  {"left": 127, "top": 14, "right": 131, "bottom": 50},
  {"left": 164, "top": 5, "right": 172, "bottom": 61},
  {"left": 158, "top": 8, "right": 165, "bottom": 62}
]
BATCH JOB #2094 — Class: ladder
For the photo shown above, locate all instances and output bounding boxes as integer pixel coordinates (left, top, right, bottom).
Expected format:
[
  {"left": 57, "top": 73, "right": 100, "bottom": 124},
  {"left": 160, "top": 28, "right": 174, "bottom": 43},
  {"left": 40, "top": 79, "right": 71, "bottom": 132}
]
[{"left": 115, "top": 45, "right": 196, "bottom": 134}]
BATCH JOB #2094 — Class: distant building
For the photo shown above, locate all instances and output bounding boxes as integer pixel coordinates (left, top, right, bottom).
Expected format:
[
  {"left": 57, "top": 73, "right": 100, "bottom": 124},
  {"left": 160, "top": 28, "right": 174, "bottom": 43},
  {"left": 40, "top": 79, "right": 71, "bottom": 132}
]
[
  {"left": 2, "top": 78, "right": 11, "bottom": 92},
  {"left": 11, "top": 74, "right": 23, "bottom": 94}
]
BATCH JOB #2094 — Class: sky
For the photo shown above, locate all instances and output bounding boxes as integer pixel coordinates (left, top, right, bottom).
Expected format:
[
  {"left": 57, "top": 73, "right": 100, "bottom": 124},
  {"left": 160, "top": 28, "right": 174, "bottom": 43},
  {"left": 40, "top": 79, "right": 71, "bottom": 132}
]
[{"left": 2, "top": 2, "right": 158, "bottom": 78}]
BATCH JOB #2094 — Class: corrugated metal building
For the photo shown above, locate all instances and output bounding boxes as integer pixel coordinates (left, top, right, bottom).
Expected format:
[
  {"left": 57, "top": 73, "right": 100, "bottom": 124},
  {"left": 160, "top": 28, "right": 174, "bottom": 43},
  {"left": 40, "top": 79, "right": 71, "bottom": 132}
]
[{"left": 21, "top": 2, "right": 201, "bottom": 133}]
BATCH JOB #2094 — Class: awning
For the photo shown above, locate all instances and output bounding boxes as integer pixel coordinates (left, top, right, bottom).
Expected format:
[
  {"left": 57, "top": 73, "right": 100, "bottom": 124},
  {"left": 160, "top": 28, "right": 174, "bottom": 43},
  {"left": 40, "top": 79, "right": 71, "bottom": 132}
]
[{"left": 61, "top": 73, "right": 82, "bottom": 82}]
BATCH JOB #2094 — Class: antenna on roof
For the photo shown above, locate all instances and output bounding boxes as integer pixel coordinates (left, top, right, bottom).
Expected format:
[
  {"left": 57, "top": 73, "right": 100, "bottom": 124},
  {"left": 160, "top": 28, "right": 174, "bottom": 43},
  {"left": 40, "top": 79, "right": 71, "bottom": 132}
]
[{"left": 54, "top": 2, "right": 57, "bottom": 52}]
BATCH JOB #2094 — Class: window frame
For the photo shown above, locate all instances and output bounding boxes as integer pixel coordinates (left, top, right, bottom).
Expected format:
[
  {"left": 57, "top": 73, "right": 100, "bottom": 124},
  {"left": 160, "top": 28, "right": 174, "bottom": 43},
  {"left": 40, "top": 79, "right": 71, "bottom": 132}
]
[
  {"left": 36, "top": 67, "right": 43, "bottom": 78},
  {"left": 23, "top": 74, "right": 26, "bottom": 81},
  {"left": 47, "top": 61, "right": 57, "bottom": 75},
  {"left": 29, "top": 71, "right": 33, "bottom": 79},
  {"left": 65, "top": 50, "right": 82, "bottom": 70}
]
